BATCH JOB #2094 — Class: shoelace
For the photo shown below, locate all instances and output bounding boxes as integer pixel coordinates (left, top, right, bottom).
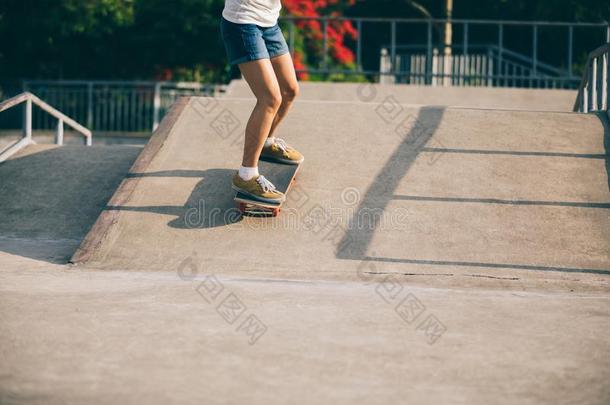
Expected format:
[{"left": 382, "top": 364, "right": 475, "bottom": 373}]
[
  {"left": 256, "top": 175, "right": 277, "bottom": 192},
  {"left": 273, "top": 138, "right": 290, "bottom": 153}
]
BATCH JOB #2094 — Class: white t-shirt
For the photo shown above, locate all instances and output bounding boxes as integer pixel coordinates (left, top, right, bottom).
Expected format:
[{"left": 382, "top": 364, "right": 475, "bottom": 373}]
[{"left": 222, "top": 0, "right": 282, "bottom": 27}]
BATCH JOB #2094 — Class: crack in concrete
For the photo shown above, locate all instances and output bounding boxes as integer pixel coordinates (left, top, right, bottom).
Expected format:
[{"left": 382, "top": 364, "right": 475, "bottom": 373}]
[{"left": 364, "top": 271, "right": 521, "bottom": 281}]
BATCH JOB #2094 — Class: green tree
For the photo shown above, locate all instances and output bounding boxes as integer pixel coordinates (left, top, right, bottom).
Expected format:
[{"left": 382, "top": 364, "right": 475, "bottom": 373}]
[
  {"left": 0, "top": 0, "right": 227, "bottom": 81},
  {"left": 1, "top": 0, "right": 608, "bottom": 83},
  {"left": 129, "top": 0, "right": 226, "bottom": 81},
  {"left": 0, "top": 0, "right": 134, "bottom": 79}
]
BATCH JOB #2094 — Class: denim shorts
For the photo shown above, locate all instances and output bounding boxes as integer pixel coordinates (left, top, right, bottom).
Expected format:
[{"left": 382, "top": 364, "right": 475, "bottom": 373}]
[{"left": 220, "top": 17, "right": 290, "bottom": 65}]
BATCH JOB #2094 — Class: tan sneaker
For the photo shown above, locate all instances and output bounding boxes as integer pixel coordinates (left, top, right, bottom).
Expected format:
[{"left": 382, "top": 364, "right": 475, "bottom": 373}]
[
  {"left": 232, "top": 173, "right": 285, "bottom": 203},
  {"left": 261, "top": 138, "right": 304, "bottom": 165}
]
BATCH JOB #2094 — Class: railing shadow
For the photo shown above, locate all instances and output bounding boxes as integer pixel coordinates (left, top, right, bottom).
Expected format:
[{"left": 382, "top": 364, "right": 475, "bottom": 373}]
[
  {"left": 337, "top": 106, "right": 446, "bottom": 260},
  {"left": 336, "top": 107, "right": 610, "bottom": 276}
]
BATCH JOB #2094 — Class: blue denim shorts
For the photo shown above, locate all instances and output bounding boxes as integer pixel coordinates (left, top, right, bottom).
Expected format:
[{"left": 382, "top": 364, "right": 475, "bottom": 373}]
[{"left": 220, "top": 17, "right": 290, "bottom": 65}]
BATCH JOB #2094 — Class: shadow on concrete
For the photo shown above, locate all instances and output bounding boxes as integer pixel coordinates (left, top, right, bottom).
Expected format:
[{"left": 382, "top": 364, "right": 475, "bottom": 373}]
[
  {"left": 107, "top": 168, "right": 242, "bottom": 229},
  {"left": 421, "top": 147, "right": 609, "bottom": 159},
  {"left": 0, "top": 145, "right": 141, "bottom": 263},
  {"left": 337, "top": 106, "right": 446, "bottom": 260},
  {"left": 362, "top": 256, "right": 610, "bottom": 276},
  {"left": 392, "top": 194, "right": 610, "bottom": 209},
  {"left": 336, "top": 108, "right": 610, "bottom": 276}
]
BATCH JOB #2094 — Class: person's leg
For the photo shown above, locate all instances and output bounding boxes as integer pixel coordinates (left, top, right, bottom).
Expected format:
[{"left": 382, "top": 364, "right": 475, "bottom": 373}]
[
  {"left": 258, "top": 52, "right": 304, "bottom": 165},
  {"left": 232, "top": 59, "right": 285, "bottom": 203},
  {"left": 238, "top": 58, "right": 282, "bottom": 168},
  {"left": 221, "top": 18, "right": 285, "bottom": 202},
  {"left": 267, "top": 53, "right": 299, "bottom": 138}
]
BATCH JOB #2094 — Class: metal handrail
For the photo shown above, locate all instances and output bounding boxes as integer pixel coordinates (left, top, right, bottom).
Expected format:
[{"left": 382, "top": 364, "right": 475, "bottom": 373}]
[
  {"left": 0, "top": 92, "right": 92, "bottom": 162},
  {"left": 488, "top": 46, "right": 565, "bottom": 76},
  {"left": 282, "top": 16, "right": 608, "bottom": 27},
  {"left": 388, "top": 44, "right": 569, "bottom": 76},
  {"left": 23, "top": 79, "right": 227, "bottom": 91},
  {"left": 573, "top": 44, "right": 610, "bottom": 112},
  {"left": 280, "top": 16, "right": 609, "bottom": 87}
]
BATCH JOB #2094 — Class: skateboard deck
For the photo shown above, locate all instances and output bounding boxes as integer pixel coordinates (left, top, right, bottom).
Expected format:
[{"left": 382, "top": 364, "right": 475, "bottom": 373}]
[{"left": 234, "top": 157, "right": 300, "bottom": 217}]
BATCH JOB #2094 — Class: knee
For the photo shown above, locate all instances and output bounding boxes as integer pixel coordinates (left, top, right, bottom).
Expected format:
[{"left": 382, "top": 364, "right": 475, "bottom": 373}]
[
  {"left": 258, "top": 90, "right": 282, "bottom": 111},
  {"left": 281, "top": 82, "right": 299, "bottom": 103}
]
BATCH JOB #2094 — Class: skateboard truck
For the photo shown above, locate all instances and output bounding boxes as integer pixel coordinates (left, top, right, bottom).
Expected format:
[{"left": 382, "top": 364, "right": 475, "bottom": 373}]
[{"left": 236, "top": 202, "right": 281, "bottom": 217}]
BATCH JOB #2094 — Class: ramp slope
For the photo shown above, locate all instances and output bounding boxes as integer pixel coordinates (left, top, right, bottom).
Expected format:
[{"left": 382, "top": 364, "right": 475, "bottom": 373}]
[
  {"left": 225, "top": 80, "right": 577, "bottom": 112},
  {"left": 0, "top": 144, "right": 141, "bottom": 262},
  {"left": 72, "top": 97, "right": 610, "bottom": 291}
]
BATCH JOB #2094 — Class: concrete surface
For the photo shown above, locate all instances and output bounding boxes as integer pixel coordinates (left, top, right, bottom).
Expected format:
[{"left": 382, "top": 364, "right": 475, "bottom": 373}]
[
  {"left": 1, "top": 88, "right": 609, "bottom": 404},
  {"left": 1, "top": 255, "right": 609, "bottom": 405},
  {"left": 225, "top": 80, "right": 578, "bottom": 112},
  {"left": 72, "top": 97, "right": 610, "bottom": 293},
  {"left": 0, "top": 144, "right": 141, "bottom": 262}
]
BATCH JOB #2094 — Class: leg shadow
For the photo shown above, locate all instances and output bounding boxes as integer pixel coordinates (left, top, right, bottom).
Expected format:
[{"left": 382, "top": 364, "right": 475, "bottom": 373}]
[{"left": 108, "top": 168, "right": 242, "bottom": 229}]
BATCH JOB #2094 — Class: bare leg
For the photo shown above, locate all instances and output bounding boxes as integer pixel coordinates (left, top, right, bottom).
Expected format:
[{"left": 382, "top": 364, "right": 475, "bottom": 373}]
[
  {"left": 238, "top": 59, "right": 282, "bottom": 167},
  {"left": 268, "top": 53, "right": 300, "bottom": 138}
]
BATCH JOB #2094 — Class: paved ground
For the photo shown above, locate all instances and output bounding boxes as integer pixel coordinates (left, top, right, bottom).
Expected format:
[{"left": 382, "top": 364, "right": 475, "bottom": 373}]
[
  {"left": 0, "top": 87, "right": 609, "bottom": 404},
  {"left": 1, "top": 254, "right": 609, "bottom": 405},
  {"left": 225, "top": 80, "right": 577, "bottom": 111}
]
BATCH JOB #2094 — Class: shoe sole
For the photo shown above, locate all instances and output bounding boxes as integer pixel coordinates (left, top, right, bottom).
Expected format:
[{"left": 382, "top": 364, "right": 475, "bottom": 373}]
[
  {"left": 260, "top": 154, "right": 304, "bottom": 165},
  {"left": 231, "top": 185, "right": 286, "bottom": 204}
]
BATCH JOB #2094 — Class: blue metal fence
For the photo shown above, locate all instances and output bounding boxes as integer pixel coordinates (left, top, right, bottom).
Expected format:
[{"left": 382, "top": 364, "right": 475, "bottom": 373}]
[
  {"left": 20, "top": 81, "right": 226, "bottom": 134},
  {"left": 281, "top": 16, "right": 609, "bottom": 87}
]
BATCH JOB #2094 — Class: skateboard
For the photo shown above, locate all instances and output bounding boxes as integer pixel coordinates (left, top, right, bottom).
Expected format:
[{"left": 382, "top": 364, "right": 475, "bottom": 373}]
[{"left": 234, "top": 157, "right": 300, "bottom": 217}]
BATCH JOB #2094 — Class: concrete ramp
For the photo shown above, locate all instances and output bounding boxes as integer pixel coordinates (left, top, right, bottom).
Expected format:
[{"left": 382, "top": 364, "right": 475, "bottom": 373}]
[
  {"left": 225, "top": 80, "right": 577, "bottom": 112},
  {"left": 0, "top": 144, "right": 141, "bottom": 262},
  {"left": 72, "top": 97, "right": 610, "bottom": 291}
]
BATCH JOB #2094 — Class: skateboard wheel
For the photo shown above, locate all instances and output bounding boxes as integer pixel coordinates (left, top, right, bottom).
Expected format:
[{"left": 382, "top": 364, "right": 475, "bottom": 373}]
[
  {"left": 272, "top": 208, "right": 280, "bottom": 217},
  {"left": 237, "top": 202, "right": 247, "bottom": 214}
]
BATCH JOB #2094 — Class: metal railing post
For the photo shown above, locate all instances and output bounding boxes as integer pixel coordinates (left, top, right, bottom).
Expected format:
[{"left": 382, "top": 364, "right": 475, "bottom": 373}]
[
  {"left": 56, "top": 119, "right": 64, "bottom": 145},
  {"left": 391, "top": 20, "right": 397, "bottom": 76},
  {"left": 589, "top": 58, "right": 598, "bottom": 111},
  {"left": 24, "top": 98, "right": 32, "bottom": 141},
  {"left": 582, "top": 86, "right": 588, "bottom": 113},
  {"left": 487, "top": 47, "right": 493, "bottom": 87},
  {"left": 463, "top": 22, "right": 468, "bottom": 55},
  {"left": 605, "top": 53, "right": 610, "bottom": 111},
  {"left": 426, "top": 20, "right": 433, "bottom": 85},
  {"left": 597, "top": 55, "right": 603, "bottom": 110},
  {"left": 498, "top": 24, "right": 504, "bottom": 86},
  {"left": 87, "top": 82, "right": 94, "bottom": 130},
  {"left": 532, "top": 24, "right": 538, "bottom": 86},
  {"left": 568, "top": 25, "right": 574, "bottom": 77},
  {"left": 602, "top": 53, "right": 608, "bottom": 110},
  {"left": 152, "top": 82, "right": 161, "bottom": 131}
]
